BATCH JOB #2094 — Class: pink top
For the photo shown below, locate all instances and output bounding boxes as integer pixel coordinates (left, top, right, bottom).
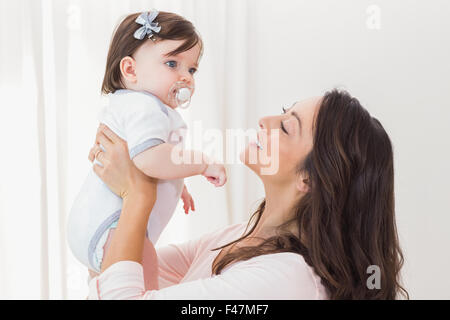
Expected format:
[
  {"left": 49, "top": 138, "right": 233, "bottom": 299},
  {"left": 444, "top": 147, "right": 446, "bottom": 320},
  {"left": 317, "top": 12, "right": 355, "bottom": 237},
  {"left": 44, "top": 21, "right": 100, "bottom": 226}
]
[{"left": 88, "top": 222, "right": 328, "bottom": 300}]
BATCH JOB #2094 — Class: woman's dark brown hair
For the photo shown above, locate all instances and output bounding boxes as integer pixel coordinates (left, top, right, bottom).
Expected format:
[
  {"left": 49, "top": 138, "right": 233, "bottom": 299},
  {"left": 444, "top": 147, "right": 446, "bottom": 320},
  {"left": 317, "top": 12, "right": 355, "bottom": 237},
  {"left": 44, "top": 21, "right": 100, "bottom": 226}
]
[
  {"left": 212, "top": 89, "right": 409, "bottom": 300},
  {"left": 101, "top": 11, "right": 203, "bottom": 94}
]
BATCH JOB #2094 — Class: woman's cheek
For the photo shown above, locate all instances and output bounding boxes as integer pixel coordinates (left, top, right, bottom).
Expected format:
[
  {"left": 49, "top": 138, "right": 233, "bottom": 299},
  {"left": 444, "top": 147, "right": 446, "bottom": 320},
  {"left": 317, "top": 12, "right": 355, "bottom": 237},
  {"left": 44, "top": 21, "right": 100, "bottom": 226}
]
[
  {"left": 278, "top": 140, "right": 298, "bottom": 168},
  {"left": 257, "top": 132, "right": 280, "bottom": 171},
  {"left": 267, "top": 132, "right": 284, "bottom": 158}
]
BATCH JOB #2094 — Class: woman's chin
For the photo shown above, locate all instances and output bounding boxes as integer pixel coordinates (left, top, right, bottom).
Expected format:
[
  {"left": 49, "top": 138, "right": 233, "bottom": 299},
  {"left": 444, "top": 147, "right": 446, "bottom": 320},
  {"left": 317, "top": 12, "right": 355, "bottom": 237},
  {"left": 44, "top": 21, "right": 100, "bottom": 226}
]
[{"left": 240, "top": 144, "right": 261, "bottom": 174}]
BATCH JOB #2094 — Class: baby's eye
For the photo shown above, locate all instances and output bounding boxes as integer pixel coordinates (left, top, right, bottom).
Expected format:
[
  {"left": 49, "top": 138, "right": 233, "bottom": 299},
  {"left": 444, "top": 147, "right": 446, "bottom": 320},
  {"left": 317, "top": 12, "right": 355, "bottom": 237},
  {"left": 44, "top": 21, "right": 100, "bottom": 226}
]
[
  {"left": 165, "top": 61, "right": 177, "bottom": 68},
  {"left": 281, "top": 106, "right": 288, "bottom": 114},
  {"left": 189, "top": 68, "right": 197, "bottom": 75}
]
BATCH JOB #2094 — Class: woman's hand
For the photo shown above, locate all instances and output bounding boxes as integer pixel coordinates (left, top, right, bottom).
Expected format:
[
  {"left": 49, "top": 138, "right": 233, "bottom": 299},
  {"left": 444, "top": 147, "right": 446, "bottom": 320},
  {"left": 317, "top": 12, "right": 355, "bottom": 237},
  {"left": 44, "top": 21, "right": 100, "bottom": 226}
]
[
  {"left": 87, "top": 124, "right": 158, "bottom": 274},
  {"left": 89, "top": 124, "right": 157, "bottom": 205}
]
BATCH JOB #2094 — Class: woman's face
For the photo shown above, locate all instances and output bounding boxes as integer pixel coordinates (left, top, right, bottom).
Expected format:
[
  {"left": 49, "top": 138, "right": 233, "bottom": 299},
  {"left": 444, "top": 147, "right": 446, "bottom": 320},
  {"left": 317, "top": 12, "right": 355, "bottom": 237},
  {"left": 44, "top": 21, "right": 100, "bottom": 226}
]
[{"left": 240, "top": 96, "right": 321, "bottom": 185}]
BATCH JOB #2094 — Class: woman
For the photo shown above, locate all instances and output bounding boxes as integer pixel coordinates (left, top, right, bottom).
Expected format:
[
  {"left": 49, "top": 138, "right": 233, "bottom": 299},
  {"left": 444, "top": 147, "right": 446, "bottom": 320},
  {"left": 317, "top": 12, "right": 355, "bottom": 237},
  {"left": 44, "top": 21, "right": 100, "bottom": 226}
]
[{"left": 87, "top": 89, "right": 408, "bottom": 299}]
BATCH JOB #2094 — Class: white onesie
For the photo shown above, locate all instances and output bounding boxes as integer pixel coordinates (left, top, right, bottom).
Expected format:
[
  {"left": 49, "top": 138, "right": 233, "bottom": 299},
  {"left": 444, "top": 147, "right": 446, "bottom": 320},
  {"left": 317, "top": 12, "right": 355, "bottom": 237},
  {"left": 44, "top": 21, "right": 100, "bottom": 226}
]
[{"left": 67, "top": 89, "right": 187, "bottom": 272}]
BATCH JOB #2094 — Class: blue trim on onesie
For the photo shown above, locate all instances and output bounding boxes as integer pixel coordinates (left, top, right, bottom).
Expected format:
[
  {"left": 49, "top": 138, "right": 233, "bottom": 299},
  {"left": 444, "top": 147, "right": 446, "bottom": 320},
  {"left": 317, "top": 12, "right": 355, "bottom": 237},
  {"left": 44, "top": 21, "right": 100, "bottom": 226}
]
[
  {"left": 88, "top": 210, "right": 151, "bottom": 272},
  {"left": 129, "top": 138, "right": 165, "bottom": 159},
  {"left": 88, "top": 209, "right": 122, "bottom": 272},
  {"left": 87, "top": 90, "right": 170, "bottom": 272}
]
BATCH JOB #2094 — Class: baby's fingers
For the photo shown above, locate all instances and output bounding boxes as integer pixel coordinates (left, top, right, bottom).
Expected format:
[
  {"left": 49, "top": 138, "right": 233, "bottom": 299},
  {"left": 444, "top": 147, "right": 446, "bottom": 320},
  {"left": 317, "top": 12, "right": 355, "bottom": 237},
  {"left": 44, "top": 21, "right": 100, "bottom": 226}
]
[
  {"left": 207, "top": 177, "right": 217, "bottom": 184},
  {"left": 216, "top": 173, "right": 227, "bottom": 187},
  {"left": 181, "top": 195, "right": 190, "bottom": 214}
]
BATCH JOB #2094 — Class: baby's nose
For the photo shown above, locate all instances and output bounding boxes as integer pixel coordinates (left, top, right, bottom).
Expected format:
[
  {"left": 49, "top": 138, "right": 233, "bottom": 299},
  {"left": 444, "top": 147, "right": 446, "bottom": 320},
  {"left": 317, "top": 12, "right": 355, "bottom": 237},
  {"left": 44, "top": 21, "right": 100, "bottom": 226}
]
[{"left": 180, "top": 74, "right": 192, "bottom": 85}]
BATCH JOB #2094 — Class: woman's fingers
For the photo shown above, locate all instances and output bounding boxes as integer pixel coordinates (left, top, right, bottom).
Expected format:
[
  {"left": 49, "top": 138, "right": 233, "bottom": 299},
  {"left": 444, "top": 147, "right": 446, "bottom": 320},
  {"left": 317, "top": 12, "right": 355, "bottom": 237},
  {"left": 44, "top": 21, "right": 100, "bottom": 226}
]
[
  {"left": 94, "top": 124, "right": 128, "bottom": 158},
  {"left": 93, "top": 163, "right": 103, "bottom": 179},
  {"left": 88, "top": 145, "right": 97, "bottom": 162},
  {"left": 89, "top": 125, "right": 105, "bottom": 161},
  {"left": 99, "top": 124, "right": 120, "bottom": 144},
  {"left": 97, "top": 132, "right": 114, "bottom": 152},
  {"left": 96, "top": 148, "right": 106, "bottom": 165},
  {"left": 89, "top": 144, "right": 104, "bottom": 163},
  {"left": 96, "top": 130, "right": 113, "bottom": 149}
]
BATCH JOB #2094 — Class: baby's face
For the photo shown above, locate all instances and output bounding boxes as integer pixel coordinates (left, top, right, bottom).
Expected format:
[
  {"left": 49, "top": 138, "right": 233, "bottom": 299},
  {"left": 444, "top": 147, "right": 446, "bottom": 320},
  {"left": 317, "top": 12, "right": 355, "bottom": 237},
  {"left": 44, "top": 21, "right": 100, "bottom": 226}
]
[{"left": 132, "top": 39, "right": 201, "bottom": 108}]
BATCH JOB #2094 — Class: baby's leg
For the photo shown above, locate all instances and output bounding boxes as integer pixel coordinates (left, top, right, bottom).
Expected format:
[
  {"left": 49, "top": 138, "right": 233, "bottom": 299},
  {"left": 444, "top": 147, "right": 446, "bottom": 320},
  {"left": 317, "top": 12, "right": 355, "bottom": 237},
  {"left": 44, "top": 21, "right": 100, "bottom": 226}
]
[{"left": 100, "top": 228, "right": 159, "bottom": 291}]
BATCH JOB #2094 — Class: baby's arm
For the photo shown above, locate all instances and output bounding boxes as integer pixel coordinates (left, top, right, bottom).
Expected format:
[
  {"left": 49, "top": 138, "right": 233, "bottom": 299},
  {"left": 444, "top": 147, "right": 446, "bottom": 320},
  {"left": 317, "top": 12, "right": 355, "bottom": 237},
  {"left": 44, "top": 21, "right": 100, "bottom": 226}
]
[
  {"left": 121, "top": 95, "right": 225, "bottom": 184},
  {"left": 132, "top": 143, "right": 208, "bottom": 180}
]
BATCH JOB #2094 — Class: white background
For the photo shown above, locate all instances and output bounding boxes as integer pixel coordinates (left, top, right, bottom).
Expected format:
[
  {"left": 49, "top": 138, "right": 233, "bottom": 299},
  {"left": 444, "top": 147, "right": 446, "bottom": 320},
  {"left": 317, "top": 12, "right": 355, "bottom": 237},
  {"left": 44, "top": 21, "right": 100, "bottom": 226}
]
[{"left": 0, "top": 0, "right": 449, "bottom": 299}]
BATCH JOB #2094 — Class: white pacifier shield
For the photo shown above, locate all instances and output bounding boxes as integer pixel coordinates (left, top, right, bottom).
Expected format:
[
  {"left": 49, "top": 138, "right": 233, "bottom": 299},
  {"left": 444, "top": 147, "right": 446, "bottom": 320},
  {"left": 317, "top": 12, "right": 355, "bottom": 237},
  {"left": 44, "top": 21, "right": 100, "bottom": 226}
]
[{"left": 177, "top": 87, "right": 191, "bottom": 102}]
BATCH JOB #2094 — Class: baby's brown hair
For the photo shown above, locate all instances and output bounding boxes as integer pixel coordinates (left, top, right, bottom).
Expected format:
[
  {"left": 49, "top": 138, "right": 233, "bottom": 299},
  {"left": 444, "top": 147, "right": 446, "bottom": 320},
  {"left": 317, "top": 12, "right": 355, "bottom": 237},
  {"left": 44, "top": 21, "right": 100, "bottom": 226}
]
[{"left": 101, "top": 11, "right": 203, "bottom": 94}]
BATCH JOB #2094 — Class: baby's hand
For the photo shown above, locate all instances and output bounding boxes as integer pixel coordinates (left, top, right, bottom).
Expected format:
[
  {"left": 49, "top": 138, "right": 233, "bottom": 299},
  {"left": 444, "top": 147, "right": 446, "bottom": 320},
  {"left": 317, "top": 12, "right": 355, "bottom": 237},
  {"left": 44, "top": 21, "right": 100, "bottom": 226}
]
[
  {"left": 181, "top": 185, "right": 195, "bottom": 215},
  {"left": 202, "top": 163, "right": 227, "bottom": 187}
]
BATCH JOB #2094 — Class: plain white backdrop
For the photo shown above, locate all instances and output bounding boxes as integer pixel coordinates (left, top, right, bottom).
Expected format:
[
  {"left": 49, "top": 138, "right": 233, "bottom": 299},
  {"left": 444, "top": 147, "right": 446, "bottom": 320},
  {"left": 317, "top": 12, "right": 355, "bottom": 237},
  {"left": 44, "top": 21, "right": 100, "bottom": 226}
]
[{"left": 0, "top": 0, "right": 449, "bottom": 299}]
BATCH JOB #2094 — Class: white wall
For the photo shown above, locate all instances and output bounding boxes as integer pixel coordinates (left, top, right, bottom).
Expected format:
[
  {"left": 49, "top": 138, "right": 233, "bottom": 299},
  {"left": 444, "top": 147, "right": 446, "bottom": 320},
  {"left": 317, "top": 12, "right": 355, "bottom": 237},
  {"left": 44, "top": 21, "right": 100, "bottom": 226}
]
[
  {"left": 161, "top": 0, "right": 450, "bottom": 299},
  {"left": 1, "top": 0, "right": 448, "bottom": 299},
  {"left": 238, "top": 0, "right": 450, "bottom": 299}
]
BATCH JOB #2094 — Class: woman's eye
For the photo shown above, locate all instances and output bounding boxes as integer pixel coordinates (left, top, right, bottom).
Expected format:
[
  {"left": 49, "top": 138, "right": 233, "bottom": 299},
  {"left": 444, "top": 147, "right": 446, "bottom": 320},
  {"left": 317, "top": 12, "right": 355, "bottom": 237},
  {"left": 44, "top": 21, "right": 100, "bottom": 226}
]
[
  {"left": 189, "top": 68, "right": 197, "bottom": 75},
  {"left": 281, "top": 107, "right": 288, "bottom": 134},
  {"left": 166, "top": 61, "right": 177, "bottom": 68},
  {"left": 281, "top": 121, "right": 288, "bottom": 134}
]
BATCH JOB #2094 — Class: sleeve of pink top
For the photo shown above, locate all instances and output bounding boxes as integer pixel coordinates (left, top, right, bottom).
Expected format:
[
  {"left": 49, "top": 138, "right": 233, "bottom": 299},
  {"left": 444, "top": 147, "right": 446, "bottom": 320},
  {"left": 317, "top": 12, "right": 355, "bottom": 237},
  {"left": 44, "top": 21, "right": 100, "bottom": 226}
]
[
  {"left": 155, "top": 237, "right": 198, "bottom": 288},
  {"left": 88, "top": 253, "right": 325, "bottom": 300},
  {"left": 154, "top": 224, "right": 239, "bottom": 288}
]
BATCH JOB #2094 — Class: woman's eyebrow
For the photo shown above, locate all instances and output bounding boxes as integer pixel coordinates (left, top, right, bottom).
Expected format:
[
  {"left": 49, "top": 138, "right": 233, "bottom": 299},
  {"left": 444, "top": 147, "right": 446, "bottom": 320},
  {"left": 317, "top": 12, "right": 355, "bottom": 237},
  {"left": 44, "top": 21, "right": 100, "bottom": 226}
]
[{"left": 287, "top": 102, "right": 297, "bottom": 111}]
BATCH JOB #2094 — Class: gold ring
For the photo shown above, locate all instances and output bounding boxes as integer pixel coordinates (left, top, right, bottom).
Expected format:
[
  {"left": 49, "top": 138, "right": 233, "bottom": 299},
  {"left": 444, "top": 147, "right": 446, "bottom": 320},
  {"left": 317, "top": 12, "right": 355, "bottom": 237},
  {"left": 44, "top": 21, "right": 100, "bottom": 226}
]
[{"left": 95, "top": 149, "right": 102, "bottom": 159}]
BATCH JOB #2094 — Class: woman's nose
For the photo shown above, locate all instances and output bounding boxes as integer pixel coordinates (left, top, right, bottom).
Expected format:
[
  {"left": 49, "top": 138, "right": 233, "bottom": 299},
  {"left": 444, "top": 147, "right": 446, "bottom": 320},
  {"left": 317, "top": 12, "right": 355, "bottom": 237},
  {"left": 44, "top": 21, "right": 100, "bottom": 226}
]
[
  {"left": 259, "top": 119, "right": 264, "bottom": 129},
  {"left": 259, "top": 116, "right": 273, "bottom": 130},
  {"left": 259, "top": 116, "right": 280, "bottom": 132}
]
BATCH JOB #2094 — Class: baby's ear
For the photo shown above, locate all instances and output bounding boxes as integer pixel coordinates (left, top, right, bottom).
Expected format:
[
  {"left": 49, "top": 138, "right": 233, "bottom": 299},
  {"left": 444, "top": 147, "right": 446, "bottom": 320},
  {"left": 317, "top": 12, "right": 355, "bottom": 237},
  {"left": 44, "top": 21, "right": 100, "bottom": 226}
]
[{"left": 120, "top": 56, "right": 137, "bottom": 83}]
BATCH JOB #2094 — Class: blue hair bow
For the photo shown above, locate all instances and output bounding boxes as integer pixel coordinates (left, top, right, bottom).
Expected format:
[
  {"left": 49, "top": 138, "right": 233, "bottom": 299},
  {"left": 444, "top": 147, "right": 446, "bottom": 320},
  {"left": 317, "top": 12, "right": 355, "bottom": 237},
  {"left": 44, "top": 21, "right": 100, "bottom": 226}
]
[{"left": 134, "top": 11, "right": 161, "bottom": 40}]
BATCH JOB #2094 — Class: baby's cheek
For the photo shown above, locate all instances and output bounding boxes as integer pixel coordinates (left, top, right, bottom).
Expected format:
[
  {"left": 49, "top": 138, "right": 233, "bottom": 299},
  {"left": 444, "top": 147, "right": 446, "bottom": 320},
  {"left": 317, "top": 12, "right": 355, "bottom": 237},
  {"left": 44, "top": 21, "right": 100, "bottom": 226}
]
[{"left": 150, "top": 82, "right": 171, "bottom": 105}]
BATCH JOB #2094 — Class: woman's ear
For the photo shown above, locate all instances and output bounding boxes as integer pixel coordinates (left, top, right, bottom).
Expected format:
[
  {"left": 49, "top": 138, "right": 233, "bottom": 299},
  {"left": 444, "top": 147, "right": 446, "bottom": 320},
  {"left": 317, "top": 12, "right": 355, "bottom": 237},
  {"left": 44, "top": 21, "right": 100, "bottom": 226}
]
[
  {"left": 120, "top": 56, "right": 137, "bottom": 83},
  {"left": 296, "top": 173, "right": 310, "bottom": 193}
]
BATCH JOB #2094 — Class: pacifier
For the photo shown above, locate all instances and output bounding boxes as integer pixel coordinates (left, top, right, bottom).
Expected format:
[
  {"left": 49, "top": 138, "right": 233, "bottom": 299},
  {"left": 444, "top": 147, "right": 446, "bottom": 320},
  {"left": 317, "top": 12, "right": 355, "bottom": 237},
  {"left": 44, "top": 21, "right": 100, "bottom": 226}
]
[
  {"left": 248, "top": 129, "right": 264, "bottom": 150},
  {"left": 168, "top": 81, "right": 194, "bottom": 109}
]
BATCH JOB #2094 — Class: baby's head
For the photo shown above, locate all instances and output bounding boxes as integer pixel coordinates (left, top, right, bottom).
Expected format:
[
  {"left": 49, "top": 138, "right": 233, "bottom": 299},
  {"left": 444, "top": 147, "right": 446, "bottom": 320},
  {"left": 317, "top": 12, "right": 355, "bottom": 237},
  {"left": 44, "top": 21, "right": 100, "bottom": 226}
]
[{"left": 102, "top": 11, "right": 203, "bottom": 109}]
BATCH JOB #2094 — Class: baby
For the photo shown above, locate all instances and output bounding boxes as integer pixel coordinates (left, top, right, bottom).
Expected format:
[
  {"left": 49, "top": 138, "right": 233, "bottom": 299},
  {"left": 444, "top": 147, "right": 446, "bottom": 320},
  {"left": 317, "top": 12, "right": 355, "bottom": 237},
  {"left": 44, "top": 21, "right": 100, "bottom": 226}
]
[{"left": 67, "top": 11, "right": 226, "bottom": 278}]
